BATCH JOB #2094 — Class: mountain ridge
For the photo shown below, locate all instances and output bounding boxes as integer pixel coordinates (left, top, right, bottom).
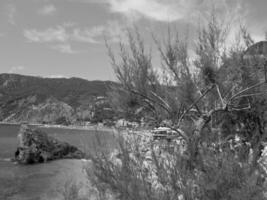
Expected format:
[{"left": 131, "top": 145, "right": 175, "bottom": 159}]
[{"left": 0, "top": 73, "right": 117, "bottom": 124}]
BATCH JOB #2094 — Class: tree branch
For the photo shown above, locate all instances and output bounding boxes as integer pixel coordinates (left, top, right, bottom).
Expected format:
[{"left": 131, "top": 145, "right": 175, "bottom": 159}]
[
  {"left": 228, "top": 81, "right": 266, "bottom": 103},
  {"left": 177, "top": 84, "right": 215, "bottom": 126},
  {"left": 129, "top": 88, "right": 171, "bottom": 115}
]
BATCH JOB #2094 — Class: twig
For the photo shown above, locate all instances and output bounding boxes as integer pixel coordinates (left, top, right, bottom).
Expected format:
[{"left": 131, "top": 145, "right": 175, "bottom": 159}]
[
  {"left": 228, "top": 81, "right": 266, "bottom": 103},
  {"left": 164, "top": 124, "right": 189, "bottom": 141},
  {"left": 216, "top": 84, "right": 225, "bottom": 107},
  {"left": 223, "top": 85, "right": 237, "bottom": 100},
  {"left": 229, "top": 106, "right": 251, "bottom": 111},
  {"left": 150, "top": 91, "right": 171, "bottom": 111},
  {"left": 129, "top": 88, "right": 171, "bottom": 114},
  {"left": 234, "top": 91, "right": 267, "bottom": 99},
  {"left": 177, "top": 84, "right": 215, "bottom": 126},
  {"left": 152, "top": 34, "right": 181, "bottom": 82}
]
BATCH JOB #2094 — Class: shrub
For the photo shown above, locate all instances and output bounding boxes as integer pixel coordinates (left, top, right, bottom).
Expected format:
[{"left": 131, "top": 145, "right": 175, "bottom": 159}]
[{"left": 88, "top": 12, "right": 267, "bottom": 200}]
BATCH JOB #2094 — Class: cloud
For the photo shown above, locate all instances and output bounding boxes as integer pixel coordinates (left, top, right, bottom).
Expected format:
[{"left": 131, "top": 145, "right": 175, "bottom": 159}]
[
  {"left": 84, "top": 0, "right": 243, "bottom": 24},
  {"left": 24, "top": 25, "right": 74, "bottom": 53},
  {"left": 48, "top": 75, "right": 69, "bottom": 78},
  {"left": 38, "top": 4, "right": 57, "bottom": 16},
  {"left": 8, "top": 66, "right": 25, "bottom": 73},
  {"left": 24, "top": 26, "right": 69, "bottom": 43},
  {"left": 72, "top": 0, "right": 189, "bottom": 21},
  {"left": 24, "top": 21, "right": 126, "bottom": 44},
  {"left": 72, "top": 28, "right": 100, "bottom": 43},
  {"left": 50, "top": 43, "right": 77, "bottom": 54},
  {"left": 81, "top": 0, "right": 264, "bottom": 41},
  {"left": 6, "top": 4, "right": 16, "bottom": 25},
  {"left": 23, "top": 20, "right": 128, "bottom": 54},
  {"left": 71, "top": 0, "right": 264, "bottom": 40},
  {"left": 107, "top": 0, "right": 185, "bottom": 21},
  {"left": 72, "top": 21, "right": 127, "bottom": 43}
]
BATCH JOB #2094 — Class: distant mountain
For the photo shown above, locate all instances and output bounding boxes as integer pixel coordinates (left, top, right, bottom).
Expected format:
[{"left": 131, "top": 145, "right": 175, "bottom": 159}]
[{"left": 0, "top": 73, "right": 117, "bottom": 124}]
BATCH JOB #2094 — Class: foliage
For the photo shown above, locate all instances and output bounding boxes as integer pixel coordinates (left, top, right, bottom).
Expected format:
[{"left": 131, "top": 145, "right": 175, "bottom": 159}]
[
  {"left": 88, "top": 131, "right": 267, "bottom": 200},
  {"left": 55, "top": 116, "right": 71, "bottom": 126},
  {"left": 90, "top": 12, "right": 267, "bottom": 200}
]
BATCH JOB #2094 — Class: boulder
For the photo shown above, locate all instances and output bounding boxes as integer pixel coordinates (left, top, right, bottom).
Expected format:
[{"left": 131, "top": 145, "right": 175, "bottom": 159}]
[{"left": 15, "top": 124, "right": 85, "bottom": 164}]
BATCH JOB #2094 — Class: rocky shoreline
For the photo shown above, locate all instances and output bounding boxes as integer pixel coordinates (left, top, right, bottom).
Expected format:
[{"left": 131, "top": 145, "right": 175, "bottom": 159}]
[{"left": 0, "top": 121, "right": 115, "bottom": 132}]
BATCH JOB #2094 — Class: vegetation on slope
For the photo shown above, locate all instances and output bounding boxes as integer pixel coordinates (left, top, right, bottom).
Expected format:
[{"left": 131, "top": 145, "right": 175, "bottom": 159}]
[{"left": 0, "top": 74, "right": 117, "bottom": 123}]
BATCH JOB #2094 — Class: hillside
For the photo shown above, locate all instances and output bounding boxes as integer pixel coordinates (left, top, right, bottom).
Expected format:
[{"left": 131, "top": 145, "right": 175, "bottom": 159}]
[{"left": 0, "top": 73, "right": 116, "bottom": 124}]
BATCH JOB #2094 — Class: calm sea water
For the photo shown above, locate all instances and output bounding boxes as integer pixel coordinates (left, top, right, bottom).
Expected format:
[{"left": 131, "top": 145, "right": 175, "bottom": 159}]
[{"left": 0, "top": 124, "right": 116, "bottom": 200}]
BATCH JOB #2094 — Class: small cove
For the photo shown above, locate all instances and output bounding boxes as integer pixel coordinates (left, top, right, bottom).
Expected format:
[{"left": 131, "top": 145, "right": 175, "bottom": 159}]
[{"left": 0, "top": 124, "right": 116, "bottom": 200}]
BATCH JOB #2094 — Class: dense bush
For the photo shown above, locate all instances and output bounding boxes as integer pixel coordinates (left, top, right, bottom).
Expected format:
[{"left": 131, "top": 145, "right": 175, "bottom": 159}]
[{"left": 88, "top": 12, "right": 267, "bottom": 200}]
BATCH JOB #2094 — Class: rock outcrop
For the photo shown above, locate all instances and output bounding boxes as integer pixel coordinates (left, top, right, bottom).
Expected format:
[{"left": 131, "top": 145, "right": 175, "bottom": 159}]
[
  {"left": 15, "top": 125, "right": 85, "bottom": 164},
  {"left": 2, "top": 96, "right": 75, "bottom": 125}
]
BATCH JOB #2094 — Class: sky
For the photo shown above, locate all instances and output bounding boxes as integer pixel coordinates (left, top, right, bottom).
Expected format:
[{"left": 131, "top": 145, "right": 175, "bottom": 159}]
[{"left": 0, "top": 0, "right": 267, "bottom": 81}]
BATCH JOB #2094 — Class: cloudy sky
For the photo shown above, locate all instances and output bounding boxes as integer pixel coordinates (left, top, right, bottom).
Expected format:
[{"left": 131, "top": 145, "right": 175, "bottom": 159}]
[{"left": 0, "top": 0, "right": 266, "bottom": 80}]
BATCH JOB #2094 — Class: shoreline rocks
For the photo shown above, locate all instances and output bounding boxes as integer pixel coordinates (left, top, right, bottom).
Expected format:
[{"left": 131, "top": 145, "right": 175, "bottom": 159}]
[{"left": 15, "top": 124, "right": 85, "bottom": 164}]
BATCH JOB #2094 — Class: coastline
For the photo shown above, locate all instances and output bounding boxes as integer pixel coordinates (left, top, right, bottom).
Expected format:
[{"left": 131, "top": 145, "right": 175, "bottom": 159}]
[{"left": 0, "top": 121, "right": 116, "bottom": 132}]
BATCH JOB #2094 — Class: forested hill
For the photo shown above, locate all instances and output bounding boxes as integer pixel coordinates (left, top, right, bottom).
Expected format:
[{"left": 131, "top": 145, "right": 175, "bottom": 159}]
[{"left": 0, "top": 73, "right": 116, "bottom": 124}]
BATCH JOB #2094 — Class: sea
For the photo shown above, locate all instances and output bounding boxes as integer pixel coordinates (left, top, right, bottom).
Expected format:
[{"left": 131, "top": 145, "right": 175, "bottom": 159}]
[{"left": 0, "top": 123, "right": 116, "bottom": 200}]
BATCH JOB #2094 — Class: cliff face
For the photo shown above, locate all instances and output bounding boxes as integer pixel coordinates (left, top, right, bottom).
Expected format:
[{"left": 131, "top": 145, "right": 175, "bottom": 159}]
[
  {"left": 2, "top": 97, "right": 75, "bottom": 124},
  {"left": 0, "top": 73, "right": 116, "bottom": 124}
]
